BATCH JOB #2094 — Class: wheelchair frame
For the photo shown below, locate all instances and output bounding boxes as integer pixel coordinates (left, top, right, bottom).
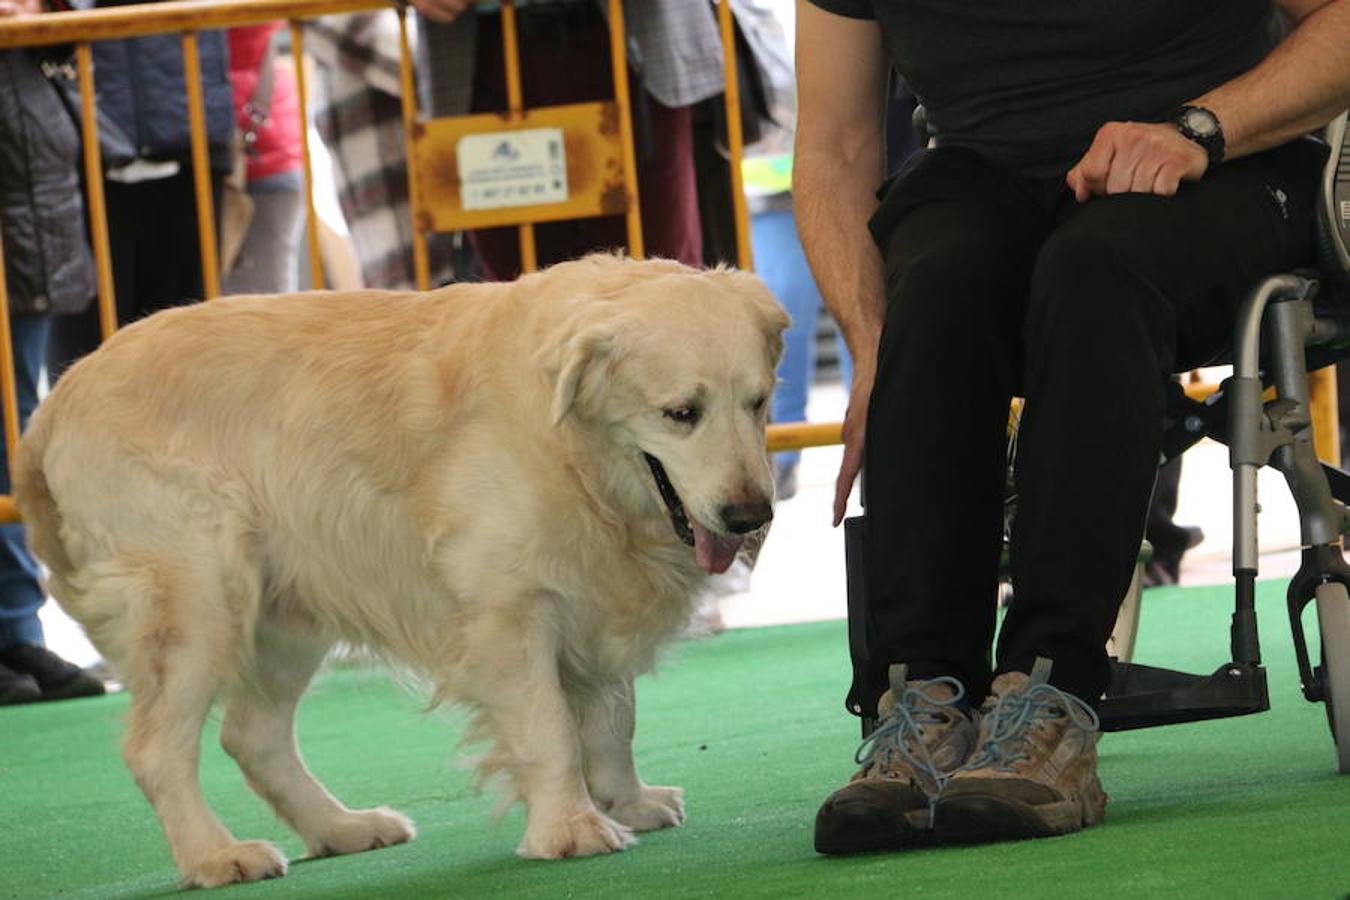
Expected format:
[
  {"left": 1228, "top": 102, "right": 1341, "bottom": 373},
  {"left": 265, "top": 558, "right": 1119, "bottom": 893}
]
[{"left": 845, "top": 111, "right": 1350, "bottom": 774}]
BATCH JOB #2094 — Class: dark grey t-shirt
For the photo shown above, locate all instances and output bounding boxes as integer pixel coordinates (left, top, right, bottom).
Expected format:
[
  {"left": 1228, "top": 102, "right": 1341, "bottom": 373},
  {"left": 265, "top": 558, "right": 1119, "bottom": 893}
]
[{"left": 807, "top": 0, "right": 1276, "bottom": 177}]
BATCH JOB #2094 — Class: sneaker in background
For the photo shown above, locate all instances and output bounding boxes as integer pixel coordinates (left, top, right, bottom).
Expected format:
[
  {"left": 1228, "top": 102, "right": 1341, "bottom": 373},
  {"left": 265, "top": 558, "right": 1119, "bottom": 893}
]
[
  {"left": 0, "top": 660, "right": 42, "bottom": 706},
  {"left": 0, "top": 644, "right": 107, "bottom": 702}
]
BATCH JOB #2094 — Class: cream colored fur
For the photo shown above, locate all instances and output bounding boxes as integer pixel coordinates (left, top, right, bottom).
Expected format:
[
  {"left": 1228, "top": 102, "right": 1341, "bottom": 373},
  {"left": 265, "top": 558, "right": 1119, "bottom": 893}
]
[{"left": 14, "top": 254, "right": 789, "bottom": 888}]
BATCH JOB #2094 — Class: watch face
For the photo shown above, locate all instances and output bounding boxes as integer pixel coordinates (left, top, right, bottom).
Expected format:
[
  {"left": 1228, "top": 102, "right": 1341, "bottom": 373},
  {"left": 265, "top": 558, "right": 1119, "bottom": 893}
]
[{"left": 1182, "top": 107, "right": 1218, "bottom": 137}]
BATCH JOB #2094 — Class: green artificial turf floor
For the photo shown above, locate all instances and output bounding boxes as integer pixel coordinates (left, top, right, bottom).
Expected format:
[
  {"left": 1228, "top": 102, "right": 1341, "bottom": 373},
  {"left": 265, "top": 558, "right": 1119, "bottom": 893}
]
[{"left": 2, "top": 578, "right": 1348, "bottom": 899}]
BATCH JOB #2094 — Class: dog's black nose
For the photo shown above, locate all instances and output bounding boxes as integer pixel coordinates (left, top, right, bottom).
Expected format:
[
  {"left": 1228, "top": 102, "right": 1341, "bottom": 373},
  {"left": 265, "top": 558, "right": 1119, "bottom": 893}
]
[{"left": 720, "top": 501, "right": 773, "bottom": 535}]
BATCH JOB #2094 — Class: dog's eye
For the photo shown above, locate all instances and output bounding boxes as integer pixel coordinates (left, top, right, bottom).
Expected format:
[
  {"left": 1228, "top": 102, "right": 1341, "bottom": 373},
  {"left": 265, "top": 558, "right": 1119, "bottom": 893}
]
[
  {"left": 750, "top": 395, "right": 768, "bottom": 415},
  {"left": 663, "top": 406, "right": 701, "bottom": 426}
]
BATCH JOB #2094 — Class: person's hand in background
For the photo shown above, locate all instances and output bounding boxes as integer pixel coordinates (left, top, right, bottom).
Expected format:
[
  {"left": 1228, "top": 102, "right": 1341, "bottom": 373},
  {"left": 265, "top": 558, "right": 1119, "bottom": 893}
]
[
  {"left": 0, "top": 0, "right": 43, "bottom": 17},
  {"left": 406, "top": 0, "right": 471, "bottom": 24}
]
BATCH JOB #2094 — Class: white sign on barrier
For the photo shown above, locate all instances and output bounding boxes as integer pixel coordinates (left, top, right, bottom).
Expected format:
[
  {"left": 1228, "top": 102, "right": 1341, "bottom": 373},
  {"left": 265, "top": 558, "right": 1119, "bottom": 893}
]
[{"left": 458, "top": 128, "right": 568, "bottom": 211}]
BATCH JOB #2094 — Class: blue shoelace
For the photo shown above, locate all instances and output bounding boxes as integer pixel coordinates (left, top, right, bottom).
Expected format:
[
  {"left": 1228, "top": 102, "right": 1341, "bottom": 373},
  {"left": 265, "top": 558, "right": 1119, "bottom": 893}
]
[
  {"left": 962, "top": 680, "right": 1100, "bottom": 773},
  {"left": 854, "top": 676, "right": 969, "bottom": 805}
]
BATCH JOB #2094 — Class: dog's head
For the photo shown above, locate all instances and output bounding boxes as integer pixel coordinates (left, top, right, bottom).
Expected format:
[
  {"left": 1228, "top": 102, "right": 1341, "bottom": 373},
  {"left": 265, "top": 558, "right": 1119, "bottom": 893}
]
[{"left": 543, "top": 258, "right": 790, "bottom": 574}]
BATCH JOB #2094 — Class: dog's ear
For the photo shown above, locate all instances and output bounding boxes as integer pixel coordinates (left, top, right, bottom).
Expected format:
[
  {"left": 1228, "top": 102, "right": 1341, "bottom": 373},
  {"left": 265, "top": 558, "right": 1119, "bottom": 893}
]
[
  {"left": 717, "top": 268, "right": 791, "bottom": 367},
  {"left": 546, "top": 324, "right": 617, "bottom": 425},
  {"left": 743, "top": 278, "right": 791, "bottom": 368},
  {"left": 759, "top": 297, "right": 791, "bottom": 368}
]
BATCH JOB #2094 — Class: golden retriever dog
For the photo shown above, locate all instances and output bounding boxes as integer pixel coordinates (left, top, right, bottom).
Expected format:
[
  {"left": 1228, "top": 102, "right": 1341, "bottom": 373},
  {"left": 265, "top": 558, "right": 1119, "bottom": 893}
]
[{"left": 14, "top": 254, "right": 788, "bottom": 888}]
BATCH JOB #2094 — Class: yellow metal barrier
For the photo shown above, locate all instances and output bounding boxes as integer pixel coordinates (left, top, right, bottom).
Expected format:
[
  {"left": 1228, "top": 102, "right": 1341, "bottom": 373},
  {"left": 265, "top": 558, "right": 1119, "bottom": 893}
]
[
  {"left": 10, "top": 1, "right": 1331, "bottom": 533},
  {"left": 0, "top": 0, "right": 818, "bottom": 528}
]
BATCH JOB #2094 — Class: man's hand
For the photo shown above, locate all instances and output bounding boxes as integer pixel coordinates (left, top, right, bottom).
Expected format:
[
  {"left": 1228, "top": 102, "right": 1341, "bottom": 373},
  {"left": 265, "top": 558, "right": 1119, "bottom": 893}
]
[
  {"left": 0, "top": 0, "right": 43, "bottom": 17},
  {"left": 1065, "top": 121, "right": 1208, "bottom": 202},
  {"left": 406, "top": 0, "right": 470, "bottom": 24},
  {"left": 833, "top": 359, "right": 874, "bottom": 527}
]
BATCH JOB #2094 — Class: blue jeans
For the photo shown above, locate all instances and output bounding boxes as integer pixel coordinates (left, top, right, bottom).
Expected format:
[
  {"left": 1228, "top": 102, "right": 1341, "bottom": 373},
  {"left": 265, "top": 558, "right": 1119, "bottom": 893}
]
[
  {"left": 0, "top": 314, "right": 51, "bottom": 650},
  {"left": 752, "top": 207, "right": 852, "bottom": 469}
]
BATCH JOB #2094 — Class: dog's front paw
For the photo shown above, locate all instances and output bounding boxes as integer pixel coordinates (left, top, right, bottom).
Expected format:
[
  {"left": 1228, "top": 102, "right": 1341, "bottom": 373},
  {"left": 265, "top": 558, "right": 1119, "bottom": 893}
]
[
  {"left": 183, "top": 840, "right": 287, "bottom": 888},
  {"left": 308, "top": 806, "right": 417, "bottom": 857},
  {"left": 607, "top": 785, "right": 685, "bottom": 832},
  {"left": 518, "top": 809, "right": 635, "bottom": 859}
]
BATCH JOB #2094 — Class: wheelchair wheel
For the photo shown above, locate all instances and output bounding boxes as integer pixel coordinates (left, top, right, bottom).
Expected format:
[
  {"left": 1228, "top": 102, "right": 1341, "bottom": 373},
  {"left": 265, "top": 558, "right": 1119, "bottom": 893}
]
[{"left": 1314, "top": 581, "right": 1350, "bottom": 774}]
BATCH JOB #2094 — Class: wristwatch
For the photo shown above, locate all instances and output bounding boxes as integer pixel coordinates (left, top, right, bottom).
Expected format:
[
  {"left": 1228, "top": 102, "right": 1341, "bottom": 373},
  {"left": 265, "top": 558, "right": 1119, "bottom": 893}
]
[{"left": 1172, "top": 105, "right": 1226, "bottom": 169}]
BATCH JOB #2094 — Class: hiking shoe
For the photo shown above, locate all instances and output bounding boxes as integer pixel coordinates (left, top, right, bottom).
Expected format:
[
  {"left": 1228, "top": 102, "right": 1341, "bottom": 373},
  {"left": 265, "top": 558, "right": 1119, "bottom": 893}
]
[
  {"left": 814, "top": 665, "right": 977, "bottom": 854},
  {"left": 0, "top": 644, "right": 106, "bottom": 702},
  {"left": 935, "top": 657, "right": 1107, "bottom": 843},
  {"left": 0, "top": 660, "right": 42, "bottom": 705}
]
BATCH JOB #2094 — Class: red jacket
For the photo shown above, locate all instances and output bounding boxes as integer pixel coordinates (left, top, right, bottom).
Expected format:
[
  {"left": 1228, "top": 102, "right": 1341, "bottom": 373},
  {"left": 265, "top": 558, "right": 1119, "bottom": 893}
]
[{"left": 228, "top": 23, "right": 302, "bottom": 182}]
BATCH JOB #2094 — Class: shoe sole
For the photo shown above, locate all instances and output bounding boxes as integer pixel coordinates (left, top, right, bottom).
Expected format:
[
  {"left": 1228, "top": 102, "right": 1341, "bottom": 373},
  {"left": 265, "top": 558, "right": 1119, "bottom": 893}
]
[
  {"left": 935, "top": 793, "right": 1096, "bottom": 844},
  {"left": 40, "top": 677, "right": 107, "bottom": 702},
  {"left": 0, "top": 686, "right": 43, "bottom": 705},
  {"left": 814, "top": 807, "right": 936, "bottom": 856}
]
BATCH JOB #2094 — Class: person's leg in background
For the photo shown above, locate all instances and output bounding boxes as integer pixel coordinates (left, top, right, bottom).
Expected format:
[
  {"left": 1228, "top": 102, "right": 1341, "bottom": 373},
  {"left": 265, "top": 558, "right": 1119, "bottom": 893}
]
[
  {"left": 1142, "top": 449, "right": 1205, "bottom": 587},
  {"left": 469, "top": 6, "right": 702, "bottom": 280},
  {"left": 222, "top": 170, "right": 306, "bottom": 295},
  {"left": 48, "top": 169, "right": 225, "bottom": 383},
  {"left": 0, "top": 313, "right": 104, "bottom": 704},
  {"left": 128, "top": 169, "right": 223, "bottom": 317},
  {"left": 753, "top": 202, "right": 820, "bottom": 501}
]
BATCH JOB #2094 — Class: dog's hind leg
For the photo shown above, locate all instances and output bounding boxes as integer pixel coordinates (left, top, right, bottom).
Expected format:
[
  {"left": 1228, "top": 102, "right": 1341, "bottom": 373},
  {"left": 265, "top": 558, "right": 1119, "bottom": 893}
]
[
  {"left": 579, "top": 678, "right": 685, "bottom": 832},
  {"left": 115, "top": 561, "right": 288, "bottom": 888},
  {"left": 220, "top": 621, "right": 416, "bottom": 859}
]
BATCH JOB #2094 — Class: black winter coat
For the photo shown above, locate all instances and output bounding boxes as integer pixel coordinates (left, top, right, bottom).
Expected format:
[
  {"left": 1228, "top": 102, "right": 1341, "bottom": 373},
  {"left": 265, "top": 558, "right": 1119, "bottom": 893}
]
[{"left": 0, "top": 49, "right": 95, "bottom": 317}]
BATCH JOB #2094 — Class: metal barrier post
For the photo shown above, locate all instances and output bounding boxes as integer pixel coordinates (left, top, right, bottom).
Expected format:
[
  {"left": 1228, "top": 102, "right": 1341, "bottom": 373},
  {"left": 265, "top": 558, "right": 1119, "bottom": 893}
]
[
  {"left": 716, "top": 0, "right": 751, "bottom": 270},
  {"left": 396, "top": 5, "right": 430, "bottom": 291},
  {"left": 500, "top": 0, "right": 539, "bottom": 271},
  {"left": 75, "top": 42, "right": 118, "bottom": 339},
  {"left": 606, "top": 0, "right": 642, "bottom": 260},
  {"left": 291, "top": 22, "right": 325, "bottom": 290},
  {"left": 0, "top": 224, "right": 20, "bottom": 470},
  {"left": 181, "top": 31, "right": 222, "bottom": 299}
]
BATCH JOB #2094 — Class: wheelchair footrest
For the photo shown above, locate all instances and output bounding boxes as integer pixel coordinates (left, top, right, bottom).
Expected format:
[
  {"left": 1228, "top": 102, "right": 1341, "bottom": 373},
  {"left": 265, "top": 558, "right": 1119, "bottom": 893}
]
[{"left": 1098, "top": 661, "right": 1269, "bottom": 732}]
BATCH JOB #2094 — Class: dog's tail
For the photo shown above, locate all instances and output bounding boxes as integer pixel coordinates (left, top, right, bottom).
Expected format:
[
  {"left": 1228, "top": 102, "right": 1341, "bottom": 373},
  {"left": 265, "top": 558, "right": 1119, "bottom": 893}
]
[{"left": 13, "top": 405, "right": 75, "bottom": 577}]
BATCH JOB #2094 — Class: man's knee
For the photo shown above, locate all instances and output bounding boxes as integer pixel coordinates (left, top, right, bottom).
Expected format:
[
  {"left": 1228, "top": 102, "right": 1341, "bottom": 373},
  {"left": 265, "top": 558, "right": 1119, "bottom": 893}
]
[
  {"left": 882, "top": 234, "right": 1023, "bottom": 338},
  {"left": 1026, "top": 221, "right": 1174, "bottom": 362}
]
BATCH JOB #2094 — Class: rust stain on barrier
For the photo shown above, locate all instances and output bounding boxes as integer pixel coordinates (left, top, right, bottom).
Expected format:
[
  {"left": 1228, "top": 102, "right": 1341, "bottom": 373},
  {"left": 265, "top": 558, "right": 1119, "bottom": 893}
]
[
  {"left": 600, "top": 181, "right": 628, "bottom": 215},
  {"left": 598, "top": 102, "right": 619, "bottom": 137}
]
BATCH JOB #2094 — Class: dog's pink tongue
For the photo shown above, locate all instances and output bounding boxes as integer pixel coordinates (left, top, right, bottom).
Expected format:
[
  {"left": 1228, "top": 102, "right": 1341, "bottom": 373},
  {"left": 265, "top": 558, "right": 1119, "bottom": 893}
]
[{"left": 693, "top": 520, "right": 745, "bottom": 575}]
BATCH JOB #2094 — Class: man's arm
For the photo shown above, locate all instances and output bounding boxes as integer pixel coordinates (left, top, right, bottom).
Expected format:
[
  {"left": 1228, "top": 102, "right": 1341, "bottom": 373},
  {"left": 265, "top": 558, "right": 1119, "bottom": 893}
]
[
  {"left": 792, "top": 1, "right": 888, "bottom": 524},
  {"left": 1067, "top": 0, "right": 1350, "bottom": 200},
  {"left": 1197, "top": 0, "right": 1350, "bottom": 159}
]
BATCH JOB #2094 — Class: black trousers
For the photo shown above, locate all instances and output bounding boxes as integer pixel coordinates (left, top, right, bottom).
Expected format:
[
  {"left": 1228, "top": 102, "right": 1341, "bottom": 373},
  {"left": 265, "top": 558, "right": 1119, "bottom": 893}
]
[
  {"left": 863, "top": 139, "right": 1327, "bottom": 707},
  {"left": 48, "top": 168, "right": 222, "bottom": 380}
]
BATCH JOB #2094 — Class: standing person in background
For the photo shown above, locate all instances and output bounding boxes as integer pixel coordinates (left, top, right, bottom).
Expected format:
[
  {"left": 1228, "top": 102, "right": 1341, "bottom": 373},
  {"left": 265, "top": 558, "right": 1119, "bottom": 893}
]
[
  {"left": 305, "top": 11, "right": 456, "bottom": 290},
  {"left": 46, "top": 0, "right": 234, "bottom": 380},
  {"left": 0, "top": 0, "right": 104, "bottom": 703},
  {"left": 413, "top": 0, "right": 722, "bottom": 277},
  {"left": 222, "top": 23, "right": 305, "bottom": 295}
]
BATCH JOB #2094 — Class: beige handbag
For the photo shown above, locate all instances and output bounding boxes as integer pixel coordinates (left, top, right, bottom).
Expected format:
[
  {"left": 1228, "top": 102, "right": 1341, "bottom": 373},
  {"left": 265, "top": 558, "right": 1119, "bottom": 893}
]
[
  {"left": 219, "top": 129, "right": 255, "bottom": 275},
  {"left": 220, "top": 40, "right": 276, "bottom": 276}
]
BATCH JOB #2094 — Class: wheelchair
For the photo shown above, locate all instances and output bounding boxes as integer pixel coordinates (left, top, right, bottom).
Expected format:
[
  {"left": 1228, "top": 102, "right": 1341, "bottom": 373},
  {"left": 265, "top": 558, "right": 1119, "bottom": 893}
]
[{"left": 842, "top": 110, "right": 1350, "bottom": 774}]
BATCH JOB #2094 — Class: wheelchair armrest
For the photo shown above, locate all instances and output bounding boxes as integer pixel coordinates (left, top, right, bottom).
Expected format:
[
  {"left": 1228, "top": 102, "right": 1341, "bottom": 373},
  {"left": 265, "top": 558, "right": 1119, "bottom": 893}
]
[{"left": 1317, "top": 111, "right": 1350, "bottom": 280}]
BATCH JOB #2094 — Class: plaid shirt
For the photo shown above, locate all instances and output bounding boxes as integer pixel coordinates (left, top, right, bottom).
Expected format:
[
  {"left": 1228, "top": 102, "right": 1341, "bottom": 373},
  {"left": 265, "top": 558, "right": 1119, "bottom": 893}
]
[{"left": 305, "top": 12, "right": 455, "bottom": 290}]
